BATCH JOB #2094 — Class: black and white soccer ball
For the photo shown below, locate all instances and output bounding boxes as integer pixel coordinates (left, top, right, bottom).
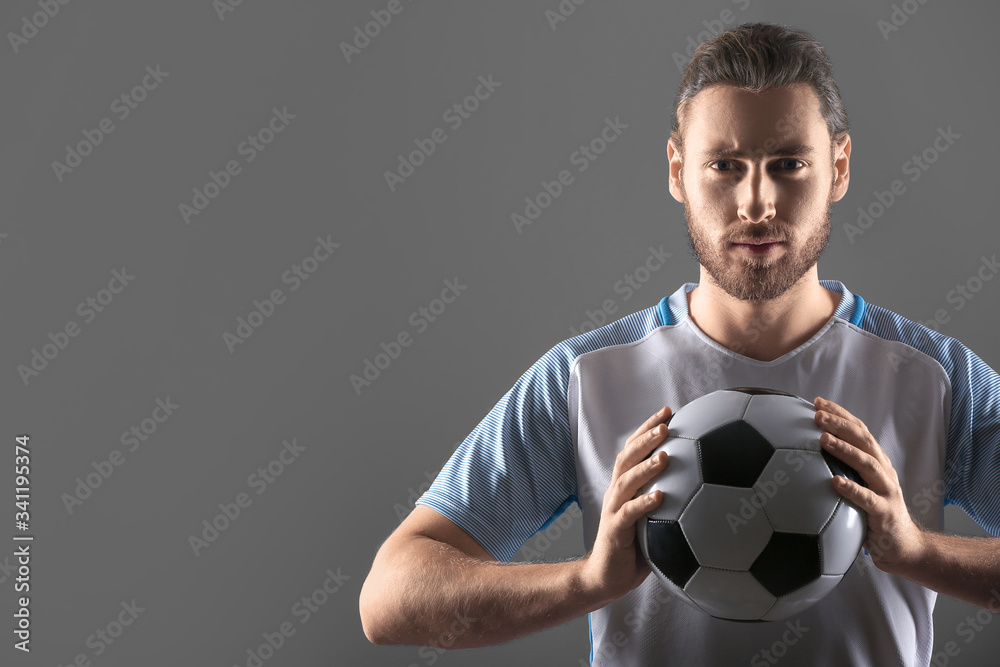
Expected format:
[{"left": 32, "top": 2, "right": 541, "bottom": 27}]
[{"left": 636, "top": 387, "right": 867, "bottom": 622}]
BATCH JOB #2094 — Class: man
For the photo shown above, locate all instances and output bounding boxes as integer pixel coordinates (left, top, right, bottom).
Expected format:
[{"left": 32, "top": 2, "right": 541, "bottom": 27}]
[{"left": 360, "top": 22, "right": 1000, "bottom": 665}]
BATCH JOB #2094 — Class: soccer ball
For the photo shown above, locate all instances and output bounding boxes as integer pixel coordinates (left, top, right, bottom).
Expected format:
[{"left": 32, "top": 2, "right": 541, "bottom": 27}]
[{"left": 636, "top": 387, "right": 867, "bottom": 622}]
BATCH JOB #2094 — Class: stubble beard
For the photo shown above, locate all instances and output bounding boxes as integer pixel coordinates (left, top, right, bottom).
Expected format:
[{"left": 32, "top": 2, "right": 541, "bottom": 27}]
[{"left": 681, "top": 179, "right": 834, "bottom": 303}]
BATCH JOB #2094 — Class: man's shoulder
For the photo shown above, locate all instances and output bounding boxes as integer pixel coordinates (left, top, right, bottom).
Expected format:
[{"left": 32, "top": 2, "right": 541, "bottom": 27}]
[
  {"left": 549, "top": 301, "right": 665, "bottom": 367},
  {"left": 847, "top": 294, "right": 987, "bottom": 383}
]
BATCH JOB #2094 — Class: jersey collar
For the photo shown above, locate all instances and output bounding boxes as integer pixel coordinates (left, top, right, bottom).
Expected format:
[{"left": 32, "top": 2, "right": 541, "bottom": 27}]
[{"left": 656, "top": 280, "right": 866, "bottom": 328}]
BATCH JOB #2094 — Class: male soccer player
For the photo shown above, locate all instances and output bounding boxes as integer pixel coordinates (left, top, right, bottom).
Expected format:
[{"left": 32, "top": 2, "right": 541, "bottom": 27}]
[{"left": 360, "top": 22, "right": 1000, "bottom": 665}]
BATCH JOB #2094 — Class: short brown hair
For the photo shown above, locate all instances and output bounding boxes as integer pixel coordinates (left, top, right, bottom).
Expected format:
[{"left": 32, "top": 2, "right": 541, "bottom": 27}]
[{"left": 671, "top": 22, "right": 849, "bottom": 157}]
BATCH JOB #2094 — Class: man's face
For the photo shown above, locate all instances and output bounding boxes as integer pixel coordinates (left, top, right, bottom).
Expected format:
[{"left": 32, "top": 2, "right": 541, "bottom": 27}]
[{"left": 668, "top": 83, "right": 850, "bottom": 302}]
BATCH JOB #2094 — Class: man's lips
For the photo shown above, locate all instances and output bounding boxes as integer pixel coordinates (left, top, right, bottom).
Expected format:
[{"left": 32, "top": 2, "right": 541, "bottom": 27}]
[
  {"left": 733, "top": 239, "right": 783, "bottom": 245},
  {"left": 732, "top": 240, "right": 784, "bottom": 254}
]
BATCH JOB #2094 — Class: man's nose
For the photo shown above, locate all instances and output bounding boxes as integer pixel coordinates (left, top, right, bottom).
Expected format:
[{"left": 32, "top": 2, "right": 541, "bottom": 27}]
[{"left": 737, "top": 167, "right": 776, "bottom": 223}]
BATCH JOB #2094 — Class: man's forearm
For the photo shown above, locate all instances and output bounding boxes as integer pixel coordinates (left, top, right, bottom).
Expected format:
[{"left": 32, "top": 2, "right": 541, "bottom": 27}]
[
  {"left": 360, "top": 535, "right": 608, "bottom": 648},
  {"left": 893, "top": 531, "right": 1000, "bottom": 610}
]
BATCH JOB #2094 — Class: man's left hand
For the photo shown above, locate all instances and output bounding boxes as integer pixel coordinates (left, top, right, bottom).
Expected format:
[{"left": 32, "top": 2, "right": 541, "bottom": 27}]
[{"left": 813, "top": 396, "right": 927, "bottom": 574}]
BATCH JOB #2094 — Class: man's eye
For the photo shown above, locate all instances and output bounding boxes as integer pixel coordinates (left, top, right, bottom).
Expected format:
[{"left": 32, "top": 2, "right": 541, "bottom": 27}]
[
  {"left": 777, "top": 158, "right": 805, "bottom": 170},
  {"left": 710, "top": 159, "right": 804, "bottom": 172}
]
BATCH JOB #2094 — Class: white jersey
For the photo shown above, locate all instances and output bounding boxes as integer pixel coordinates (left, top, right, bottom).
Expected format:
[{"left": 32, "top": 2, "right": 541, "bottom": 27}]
[{"left": 416, "top": 280, "right": 1000, "bottom": 666}]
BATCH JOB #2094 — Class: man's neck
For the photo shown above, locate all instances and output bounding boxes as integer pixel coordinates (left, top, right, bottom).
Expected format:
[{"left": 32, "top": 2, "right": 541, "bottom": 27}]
[{"left": 686, "top": 276, "right": 841, "bottom": 363}]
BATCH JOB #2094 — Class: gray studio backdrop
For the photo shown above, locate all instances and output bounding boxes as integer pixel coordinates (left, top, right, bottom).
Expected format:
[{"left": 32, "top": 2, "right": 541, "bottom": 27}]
[{"left": 2, "top": 0, "right": 998, "bottom": 665}]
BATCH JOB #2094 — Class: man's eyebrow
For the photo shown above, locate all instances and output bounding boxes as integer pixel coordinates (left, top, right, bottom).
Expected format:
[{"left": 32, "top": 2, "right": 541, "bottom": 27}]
[{"left": 699, "top": 144, "right": 815, "bottom": 160}]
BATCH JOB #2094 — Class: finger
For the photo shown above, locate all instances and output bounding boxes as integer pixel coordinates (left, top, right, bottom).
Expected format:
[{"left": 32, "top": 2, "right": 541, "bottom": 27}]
[
  {"left": 830, "top": 475, "right": 880, "bottom": 514},
  {"left": 816, "top": 407, "right": 885, "bottom": 464},
  {"left": 815, "top": 396, "right": 852, "bottom": 417},
  {"left": 611, "top": 451, "right": 669, "bottom": 509},
  {"left": 816, "top": 399, "right": 865, "bottom": 443},
  {"left": 627, "top": 405, "right": 672, "bottom": 443},
  {"left": 617, "top": 490, "right": 663, "bottom": 528},
  {"left": 814, "top": 398, "right": 862, "bottom": 438},
  {"left": 615, "top": 422, "right": 669, "bottom": 478},
  {"left": 820, "top": 433, "right": 887, "bottom": 492}
]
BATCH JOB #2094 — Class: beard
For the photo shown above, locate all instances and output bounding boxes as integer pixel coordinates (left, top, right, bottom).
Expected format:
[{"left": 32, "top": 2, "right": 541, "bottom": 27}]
[{"left": 681, "top": 184, "right": 834, "bottom": 303}]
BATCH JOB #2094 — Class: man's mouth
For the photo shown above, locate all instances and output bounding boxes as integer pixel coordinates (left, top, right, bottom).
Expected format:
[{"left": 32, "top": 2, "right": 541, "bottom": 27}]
[{"left": 732, "top": 240, "right": 784, "bottom": 254}]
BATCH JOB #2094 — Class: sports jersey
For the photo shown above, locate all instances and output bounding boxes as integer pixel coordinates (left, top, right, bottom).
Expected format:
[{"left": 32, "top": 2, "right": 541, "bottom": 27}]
[{"left": 415, "top": 279, "right": 1000, "bottom": 666}]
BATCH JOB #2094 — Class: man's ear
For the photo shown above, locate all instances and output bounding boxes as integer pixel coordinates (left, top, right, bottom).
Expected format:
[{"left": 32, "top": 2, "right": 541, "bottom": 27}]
[
  {"left": 830, "top": 133, "right": 851, "bottom": 202},
  {"left": 667, "top": 136, "right": 685, "bottom": 204}
]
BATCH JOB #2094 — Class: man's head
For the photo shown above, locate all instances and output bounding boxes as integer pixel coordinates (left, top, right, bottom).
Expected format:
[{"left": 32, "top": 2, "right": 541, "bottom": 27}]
[{"left": 667, "top": 23, "right": 851, "bottom": 302}]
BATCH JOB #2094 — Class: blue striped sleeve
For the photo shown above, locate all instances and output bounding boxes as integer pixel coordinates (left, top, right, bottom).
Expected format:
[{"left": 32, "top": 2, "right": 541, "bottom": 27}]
[
  {"left": 415, "top": 343, "right": 579, "bottom": 562},
  {"left": 943, "top": 341, "right": 1000, "bottom": 536},
  {"left": 857, "top": 301, "right": 1000, "bottom": 534}
]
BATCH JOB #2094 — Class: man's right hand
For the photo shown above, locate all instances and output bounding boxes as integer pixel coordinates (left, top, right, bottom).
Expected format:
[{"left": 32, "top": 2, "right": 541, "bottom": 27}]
[{"left": 579, "top": 405, "right": 672, "bottom": 606}]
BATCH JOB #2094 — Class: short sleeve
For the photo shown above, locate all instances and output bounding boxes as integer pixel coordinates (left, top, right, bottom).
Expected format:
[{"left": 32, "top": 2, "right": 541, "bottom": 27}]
[
  {"left": 943, "top": 342, "right": 1000, "bottom": 536},
  {"left": 415, "top": 343, "right": 579, "bottom": 562}
]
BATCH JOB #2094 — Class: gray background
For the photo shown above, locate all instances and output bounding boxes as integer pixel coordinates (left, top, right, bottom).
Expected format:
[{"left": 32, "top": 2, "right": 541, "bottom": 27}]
[{"left": 2, "top": 0, "right": 998, "bottom": 665}]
